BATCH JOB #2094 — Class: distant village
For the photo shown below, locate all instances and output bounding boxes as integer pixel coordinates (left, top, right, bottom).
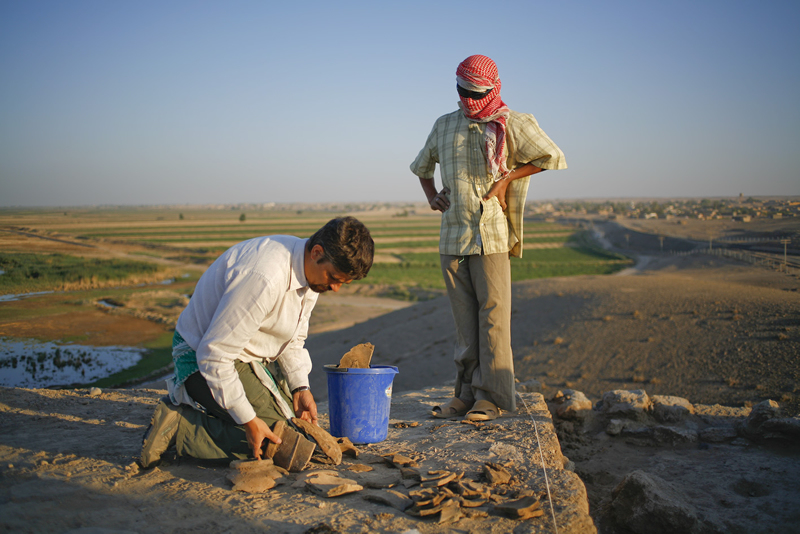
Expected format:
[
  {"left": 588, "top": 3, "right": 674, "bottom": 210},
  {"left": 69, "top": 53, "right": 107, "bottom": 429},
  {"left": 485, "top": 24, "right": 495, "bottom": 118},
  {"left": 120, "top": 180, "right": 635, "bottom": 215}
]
[
  {"left": 525, "top": 195, "right": 800, "bottom": 222},
  {"left": 93, "top": 195, "right": 800, "bottom": 223}
]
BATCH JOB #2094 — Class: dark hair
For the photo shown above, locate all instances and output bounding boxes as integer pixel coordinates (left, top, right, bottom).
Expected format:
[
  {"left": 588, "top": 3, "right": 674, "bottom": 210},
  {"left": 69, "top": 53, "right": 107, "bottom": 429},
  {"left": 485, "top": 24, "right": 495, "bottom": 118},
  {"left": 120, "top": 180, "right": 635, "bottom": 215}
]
[{"left": 306, "top": 217, "right": 374, "bottom": 280}]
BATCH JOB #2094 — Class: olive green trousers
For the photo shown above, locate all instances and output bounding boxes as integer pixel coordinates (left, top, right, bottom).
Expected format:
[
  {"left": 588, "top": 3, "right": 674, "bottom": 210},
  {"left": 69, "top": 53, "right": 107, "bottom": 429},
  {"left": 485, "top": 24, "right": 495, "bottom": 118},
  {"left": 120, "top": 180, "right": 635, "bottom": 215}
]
[{"left": 175, "top": 360, "right": 292, "bottom": 461}]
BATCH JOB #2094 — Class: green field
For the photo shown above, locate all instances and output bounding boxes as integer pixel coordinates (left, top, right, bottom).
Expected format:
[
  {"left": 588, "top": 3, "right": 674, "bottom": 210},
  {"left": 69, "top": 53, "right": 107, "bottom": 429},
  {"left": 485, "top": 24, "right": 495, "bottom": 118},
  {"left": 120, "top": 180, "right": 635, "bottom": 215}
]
[
  {"left": 0, "top": 207, "right": 632, "bottom": 388},
  {"left": 0, "top": 208, "right": 632, "bottom": 297},
  {"left": 0, "top": 252, "right": 164, "bottom": 294}
]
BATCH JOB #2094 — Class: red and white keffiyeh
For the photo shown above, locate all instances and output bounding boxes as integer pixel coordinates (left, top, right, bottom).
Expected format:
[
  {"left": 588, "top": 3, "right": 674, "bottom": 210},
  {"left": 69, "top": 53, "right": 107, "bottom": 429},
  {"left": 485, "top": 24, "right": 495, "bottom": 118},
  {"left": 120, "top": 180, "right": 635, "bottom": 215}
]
[{"left": 456, "top": 55, "right": 511, "bottom": 180}]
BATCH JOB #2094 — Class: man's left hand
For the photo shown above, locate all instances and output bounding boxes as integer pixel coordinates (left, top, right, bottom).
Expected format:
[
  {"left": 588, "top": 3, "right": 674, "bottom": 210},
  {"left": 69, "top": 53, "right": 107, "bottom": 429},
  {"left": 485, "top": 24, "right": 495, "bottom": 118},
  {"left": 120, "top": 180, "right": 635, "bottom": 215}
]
[
  {"left": 293, "top": 389, "right": 318, "bottom": 425},
  {"left": 483, "top": 177, "right": 511, "bottom": 211}
]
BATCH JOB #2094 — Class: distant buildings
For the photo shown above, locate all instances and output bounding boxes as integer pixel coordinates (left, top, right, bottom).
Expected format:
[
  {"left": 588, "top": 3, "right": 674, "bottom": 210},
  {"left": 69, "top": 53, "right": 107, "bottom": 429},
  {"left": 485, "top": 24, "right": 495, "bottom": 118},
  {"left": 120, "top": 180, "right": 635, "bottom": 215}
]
[{"left": 525, "top": 197, "right": 800, "bottom": 222}]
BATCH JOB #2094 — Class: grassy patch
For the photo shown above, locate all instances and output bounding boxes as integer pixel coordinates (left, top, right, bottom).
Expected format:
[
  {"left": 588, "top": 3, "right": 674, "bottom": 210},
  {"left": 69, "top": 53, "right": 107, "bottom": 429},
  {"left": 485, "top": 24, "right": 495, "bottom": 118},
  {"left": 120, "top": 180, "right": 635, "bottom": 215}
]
[
  {"left": 355, "top": 244, "right": 632, "bottom": 299},
  {"left": 0, "top": 253, "right": 164, "bottom": 294}
]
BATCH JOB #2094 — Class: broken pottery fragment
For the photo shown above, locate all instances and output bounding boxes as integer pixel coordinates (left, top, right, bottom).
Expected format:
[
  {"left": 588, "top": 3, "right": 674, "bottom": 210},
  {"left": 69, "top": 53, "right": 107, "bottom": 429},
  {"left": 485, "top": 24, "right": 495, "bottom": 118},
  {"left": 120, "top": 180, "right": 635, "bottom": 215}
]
[
  {"left": 458, "top": 495, "right": 488, "bottom": 508},
  {"left": 494, "top": 495, "right": 544, "bottom": 520},
  {"left": 305, "top": 473, "right": 363, "bottom": 497},
  {"left": 263, "top": 420, "right": 315, "bottom": 472},
  {"left": 338, "top": 343, "right": 374, "bottom": 369},
  {"left": 409, "top": 487, "right": 445, "bottom": 505},
  {"left": 463, "top": 509, "right": 489, "bottom": 519},
  {"left": 227, "top": 459, "right": 286, "bottom": 493},
  {"left": 483, "top": 462, "right": 512, "bottom": 485},
  {"left": 356, "top": 471, "right": 402, "bottom": 489},
  {"left": 438, "top": 499, "right": 462, "bottom": 524},
  {"left": 292, "top": 417, "right": 342, "bottom": 465},
  {"left": 336, "top": 437, "right": 359, "bottom": 458},
  {"left": 382, "top": 453, "right": 419, "bottom": 468},
  {"left": 392, "top": 421, "right": 421, "bottom": 428},
  {"left": 229, "top": 474, "right": 276, "bottom": 493},
  {"left": 420, "top": 471, "right": 456, "bottom": 488},
  {"left": 363, "top": 489, "right": 413, "bottom": 511},
  {"left": 400, "top": 467, "right": 420, "bottom": 480},
  {"left": 295, "top": 469, "right": 340, "bottom": 481},
  {"left": 346, "top": 464, "right": 373, "bottom": 473}
]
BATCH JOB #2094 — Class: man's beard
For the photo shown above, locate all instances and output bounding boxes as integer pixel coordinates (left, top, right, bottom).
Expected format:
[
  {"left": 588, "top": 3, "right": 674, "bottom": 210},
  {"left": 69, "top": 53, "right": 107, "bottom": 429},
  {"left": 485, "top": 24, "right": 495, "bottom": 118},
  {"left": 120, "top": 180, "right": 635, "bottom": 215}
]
[{"left": 309, "top": 283, "right": 330, "bottom": 293}]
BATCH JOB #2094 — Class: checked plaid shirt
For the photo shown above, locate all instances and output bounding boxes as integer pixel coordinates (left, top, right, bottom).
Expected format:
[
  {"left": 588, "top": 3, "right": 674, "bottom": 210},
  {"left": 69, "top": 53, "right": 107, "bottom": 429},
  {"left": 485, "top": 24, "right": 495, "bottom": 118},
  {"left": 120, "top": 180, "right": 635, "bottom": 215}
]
[{"left": 410, "top": 109, "right": 567, "bottom": 257}]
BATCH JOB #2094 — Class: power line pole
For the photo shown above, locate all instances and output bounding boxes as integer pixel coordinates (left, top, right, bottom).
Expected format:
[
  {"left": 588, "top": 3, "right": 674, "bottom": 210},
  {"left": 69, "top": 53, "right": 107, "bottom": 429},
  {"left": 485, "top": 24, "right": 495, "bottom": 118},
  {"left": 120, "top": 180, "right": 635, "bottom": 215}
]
[{"left": 780, "top": 238, "right": 791, "bottom": 271}]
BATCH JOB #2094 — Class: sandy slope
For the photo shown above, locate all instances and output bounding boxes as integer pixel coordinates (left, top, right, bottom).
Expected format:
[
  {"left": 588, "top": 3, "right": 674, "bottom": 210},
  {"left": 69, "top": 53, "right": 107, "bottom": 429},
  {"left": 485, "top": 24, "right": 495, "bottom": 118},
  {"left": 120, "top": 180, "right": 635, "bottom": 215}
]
[{"left": 308, "top": 254, "right": 800, "bottom": 416}]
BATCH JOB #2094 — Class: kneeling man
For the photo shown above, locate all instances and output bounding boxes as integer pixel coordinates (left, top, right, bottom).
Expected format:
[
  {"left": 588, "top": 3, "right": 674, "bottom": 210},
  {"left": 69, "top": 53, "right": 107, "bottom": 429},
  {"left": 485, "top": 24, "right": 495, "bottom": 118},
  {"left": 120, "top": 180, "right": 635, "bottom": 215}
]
[{"left": 140, "top": 216, "right": 374, "bottom": 467}]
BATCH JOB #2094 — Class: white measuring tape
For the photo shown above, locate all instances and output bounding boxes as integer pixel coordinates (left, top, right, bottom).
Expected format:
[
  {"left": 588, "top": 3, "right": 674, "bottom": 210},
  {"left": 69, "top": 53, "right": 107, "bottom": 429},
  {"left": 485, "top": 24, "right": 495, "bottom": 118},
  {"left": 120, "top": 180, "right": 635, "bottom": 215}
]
[{"left": 517, "top": 392, "right": 559, "bottom": 534}]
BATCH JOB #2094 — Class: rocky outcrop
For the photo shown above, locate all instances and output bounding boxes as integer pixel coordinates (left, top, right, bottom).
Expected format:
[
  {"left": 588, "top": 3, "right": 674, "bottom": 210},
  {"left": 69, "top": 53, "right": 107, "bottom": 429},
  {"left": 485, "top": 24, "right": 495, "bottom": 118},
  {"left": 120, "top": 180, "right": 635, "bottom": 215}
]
[
  {"left": 605, "top": 470, "right": 724, "bottom": 534},
  {"left": 551, "top": 389, "right": 593, "bottom": 420},
  {"left": 551, "top": 390, "right": 798, "bottom": 447},
  {"left": 599, "top": 390, "right": 652, "bottom": 421}
]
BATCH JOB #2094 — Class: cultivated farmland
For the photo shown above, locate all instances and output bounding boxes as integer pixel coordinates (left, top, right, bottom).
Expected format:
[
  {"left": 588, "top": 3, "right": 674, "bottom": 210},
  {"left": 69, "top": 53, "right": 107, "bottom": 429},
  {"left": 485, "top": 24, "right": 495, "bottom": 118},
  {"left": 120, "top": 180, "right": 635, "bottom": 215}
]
[{"left": 0, "top": 206, "right": 632, "bottom": 387}]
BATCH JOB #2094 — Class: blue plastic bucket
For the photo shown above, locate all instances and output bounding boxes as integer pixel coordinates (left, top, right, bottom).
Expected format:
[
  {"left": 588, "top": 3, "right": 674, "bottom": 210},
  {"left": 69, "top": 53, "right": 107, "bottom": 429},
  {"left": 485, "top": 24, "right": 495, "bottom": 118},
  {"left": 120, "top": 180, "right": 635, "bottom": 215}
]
[{"left": 324, "top": 364, "right": 399, "bottom": 444}]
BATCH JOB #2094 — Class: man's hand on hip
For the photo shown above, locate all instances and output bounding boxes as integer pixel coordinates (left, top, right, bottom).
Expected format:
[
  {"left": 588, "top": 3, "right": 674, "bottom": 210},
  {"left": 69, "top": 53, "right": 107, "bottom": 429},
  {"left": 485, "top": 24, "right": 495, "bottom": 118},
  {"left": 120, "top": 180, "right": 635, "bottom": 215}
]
[
  {"left": 243, "top": 416, "right": 281, "bottom": 460},
  {"left": 293, "top": 389, "right": 318, "bottom": 425}
]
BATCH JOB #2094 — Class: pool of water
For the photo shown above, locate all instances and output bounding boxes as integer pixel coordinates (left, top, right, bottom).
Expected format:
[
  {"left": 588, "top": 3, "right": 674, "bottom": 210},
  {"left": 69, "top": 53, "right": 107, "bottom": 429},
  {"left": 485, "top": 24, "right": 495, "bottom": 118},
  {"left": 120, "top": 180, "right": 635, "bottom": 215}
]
[
  {"left": 0, "top": 338, "right": 144, "bottom": 388},
  {"left": 0, "top": 291, "right": 55, "bottom": 302}
]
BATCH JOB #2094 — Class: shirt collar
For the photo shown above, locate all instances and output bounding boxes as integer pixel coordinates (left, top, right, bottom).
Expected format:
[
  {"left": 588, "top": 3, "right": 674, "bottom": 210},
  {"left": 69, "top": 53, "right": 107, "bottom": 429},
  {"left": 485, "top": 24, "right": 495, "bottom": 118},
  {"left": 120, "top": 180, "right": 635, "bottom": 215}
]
[{"left": 289, "top": 238, "right": 309, "bottom": 291}]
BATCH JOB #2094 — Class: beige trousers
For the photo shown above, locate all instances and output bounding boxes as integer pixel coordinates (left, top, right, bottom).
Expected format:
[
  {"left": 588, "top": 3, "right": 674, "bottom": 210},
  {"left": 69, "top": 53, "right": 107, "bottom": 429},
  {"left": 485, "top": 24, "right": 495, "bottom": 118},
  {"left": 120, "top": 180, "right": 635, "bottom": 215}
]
[{"left": 440, "top": 253, "right": 516, "bottom": 412}]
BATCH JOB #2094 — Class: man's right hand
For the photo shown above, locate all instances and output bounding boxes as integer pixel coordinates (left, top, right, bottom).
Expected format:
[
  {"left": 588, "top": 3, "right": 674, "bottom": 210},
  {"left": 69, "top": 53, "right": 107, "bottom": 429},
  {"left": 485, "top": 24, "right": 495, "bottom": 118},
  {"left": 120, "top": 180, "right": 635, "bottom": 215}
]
[
  {"left": 243, "top": 416, "right": 281, "bottom": 459},
  {"left": 429, "top": 186, "right": 451, "bottom": 212}
]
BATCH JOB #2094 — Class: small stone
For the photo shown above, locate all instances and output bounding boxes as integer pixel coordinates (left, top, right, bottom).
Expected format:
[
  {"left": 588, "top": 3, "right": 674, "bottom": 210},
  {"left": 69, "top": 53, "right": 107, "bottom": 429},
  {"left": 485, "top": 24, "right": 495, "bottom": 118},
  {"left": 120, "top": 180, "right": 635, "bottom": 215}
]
[
  {"left": 651, "top": 395, "right": 695, "bottom": 423},
  {"left": 742, "top": 399, "right": 782, "bottom": 437},
  {"left": 88, "top": 387, "right": 102, "bottom": 397},
  {"left": 554, "top": 389, "right": 593, "bottom": 420}
]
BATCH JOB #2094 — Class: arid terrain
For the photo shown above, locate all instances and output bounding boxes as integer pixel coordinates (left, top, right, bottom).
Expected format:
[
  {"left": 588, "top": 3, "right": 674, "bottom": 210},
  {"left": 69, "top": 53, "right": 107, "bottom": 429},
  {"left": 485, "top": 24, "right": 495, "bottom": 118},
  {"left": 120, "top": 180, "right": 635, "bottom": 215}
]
[{"left": 2, "top": 213, "right": 799, "bottom": 533}]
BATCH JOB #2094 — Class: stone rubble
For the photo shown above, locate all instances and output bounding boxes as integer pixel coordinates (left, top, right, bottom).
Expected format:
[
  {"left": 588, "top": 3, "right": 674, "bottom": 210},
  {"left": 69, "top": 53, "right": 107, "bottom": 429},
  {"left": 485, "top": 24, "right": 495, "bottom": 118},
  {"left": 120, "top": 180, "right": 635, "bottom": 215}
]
[{"left": 548, "top": 388, "right": 800, "bottom": 534}]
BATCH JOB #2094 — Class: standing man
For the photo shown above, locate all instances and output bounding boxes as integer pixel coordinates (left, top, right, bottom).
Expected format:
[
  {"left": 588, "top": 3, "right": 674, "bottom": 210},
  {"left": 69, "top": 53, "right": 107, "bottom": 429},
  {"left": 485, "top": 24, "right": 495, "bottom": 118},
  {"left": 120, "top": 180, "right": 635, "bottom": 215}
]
[
  {"left": 410, "top": 55, "right": 567, "bottom": 421},
  {"left": 139, "top": 217, "right": 374, "bottom": 468}
]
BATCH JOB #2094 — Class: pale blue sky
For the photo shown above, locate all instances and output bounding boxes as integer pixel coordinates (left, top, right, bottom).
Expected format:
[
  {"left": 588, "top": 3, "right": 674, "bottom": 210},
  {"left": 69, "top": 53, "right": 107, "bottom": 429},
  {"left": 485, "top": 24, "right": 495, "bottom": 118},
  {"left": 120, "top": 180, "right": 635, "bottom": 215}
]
[{"left": 1, "top": 0, "right": 798, "bottom": 207}]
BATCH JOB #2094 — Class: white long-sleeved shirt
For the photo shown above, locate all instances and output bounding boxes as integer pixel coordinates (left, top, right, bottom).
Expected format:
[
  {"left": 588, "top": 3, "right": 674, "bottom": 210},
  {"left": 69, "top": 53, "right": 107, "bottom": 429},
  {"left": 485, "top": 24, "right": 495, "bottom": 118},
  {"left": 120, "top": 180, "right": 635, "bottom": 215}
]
[{"left": 175, "top": 235, "right": 317, "bottom": 425}]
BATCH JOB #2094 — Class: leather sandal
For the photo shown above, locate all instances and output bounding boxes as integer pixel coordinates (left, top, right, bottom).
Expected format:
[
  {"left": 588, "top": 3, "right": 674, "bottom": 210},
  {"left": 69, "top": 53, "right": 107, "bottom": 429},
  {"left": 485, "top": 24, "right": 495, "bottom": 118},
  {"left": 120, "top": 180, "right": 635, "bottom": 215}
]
[
  {"left": 431, "top": 397, "right": 471, "bottom": 419},
  {"left": 465, "top": 400, "right": 499, "bottom": 421}
]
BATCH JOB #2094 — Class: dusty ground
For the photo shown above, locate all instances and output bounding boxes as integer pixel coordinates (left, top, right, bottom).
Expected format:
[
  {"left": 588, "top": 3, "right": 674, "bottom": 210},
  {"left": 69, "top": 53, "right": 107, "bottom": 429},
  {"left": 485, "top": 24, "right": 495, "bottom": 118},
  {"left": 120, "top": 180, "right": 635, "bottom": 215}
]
[{"left": 0, "top": 385, "right": 592, "bottom": 534}]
